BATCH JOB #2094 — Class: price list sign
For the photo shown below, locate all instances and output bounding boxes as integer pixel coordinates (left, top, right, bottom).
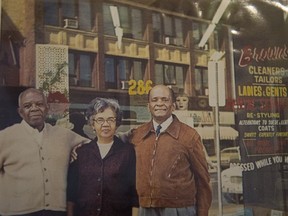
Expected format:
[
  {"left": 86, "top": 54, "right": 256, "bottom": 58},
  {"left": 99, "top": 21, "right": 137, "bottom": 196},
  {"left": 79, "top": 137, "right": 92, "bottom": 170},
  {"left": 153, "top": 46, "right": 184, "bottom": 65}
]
[
  {"left": 234, "top": 44, "right": 288, "bottom": 156},
  {"left": 233, "top": 41, "right": 288, "bottom": 211}
]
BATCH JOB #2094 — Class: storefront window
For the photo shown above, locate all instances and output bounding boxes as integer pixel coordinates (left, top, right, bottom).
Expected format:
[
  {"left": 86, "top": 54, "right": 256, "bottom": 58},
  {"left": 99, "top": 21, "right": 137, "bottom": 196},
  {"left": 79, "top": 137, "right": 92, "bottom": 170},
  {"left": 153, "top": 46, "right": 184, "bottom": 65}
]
[{"left": 2, "top": 1, "right": 288, "bottom": 215}]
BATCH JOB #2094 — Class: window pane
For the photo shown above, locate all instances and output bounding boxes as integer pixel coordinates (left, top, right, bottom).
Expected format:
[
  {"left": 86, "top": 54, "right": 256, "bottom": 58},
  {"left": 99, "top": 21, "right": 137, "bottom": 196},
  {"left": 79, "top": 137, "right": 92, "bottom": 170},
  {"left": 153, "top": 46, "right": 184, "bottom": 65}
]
[
  {"left": 68, "top": 53, "right": 75, "bottom": 75},
  {"left": 155, "top": 64, "right": 163, "bottom": 85},
  {"left": 131, "top": 8, "right": 143, "bottom": 40},
  {"left": 103, "top": 4, "right": 115, "bottom": 35},
  {"left": 155, "top": 64, "right": 164, "bottom": 84},
  {"left": 119, "top": 59, "right": 129, "bottom": 80},
  {"left": 79, "top": 55, "right": 92, "bottom": 87},
  {"left": 62, "top": 0, "right": 75, "bottom": 18},
  {"left": 119, "top": 6, "right": 131, "bottom": 38},
  {"left": 105, "top": 57, "right": 116, "bottom": 88},
  {"left": 194, "top": 68, "right": 208, "bottom": 96},
  {"left": 193, "top": 22, "right": 208, "bottom": 49},
  {"left": 119, "top": 6, "right": 129, "bottom": 28},
  {"left": 164, "top": 65, "right": 176, "bottom": 85},
  {"left": 68, "top": 53, "right": 77, "bottom": 86},
  {"left": 79, "top": 1, "right": 92, "bottom": 31},
  {"left": 203, "top": 68, "right": 208, "bottom": 89},
  {"left": 163, "top": 15, "right": 173, "bottom": 36},
  {"left": 175, "top": 66, "right": 184, "bottom": 88},
  {"left": 195, "top": 68, "right": 202, "bottom": 92},
  {"left": 44, "top": 0, "right": 58, "bottom": 26},
  {"left": 133, "top": 61, "right": 143, "bottom": 81},
  {"left": 192, "top": 22, "right": 201, "bottom": 43},
  {"left": 152, "top": 13, "right": 162, "bottom": 43},
  {"left": 175, "top": 18, "right": 183, "bottom": 46}
]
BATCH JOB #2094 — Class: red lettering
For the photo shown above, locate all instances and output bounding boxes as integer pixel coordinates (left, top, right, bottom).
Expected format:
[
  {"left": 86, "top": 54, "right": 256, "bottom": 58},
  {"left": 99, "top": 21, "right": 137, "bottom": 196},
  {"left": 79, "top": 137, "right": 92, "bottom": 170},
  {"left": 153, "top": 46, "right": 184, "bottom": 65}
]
[{"left": 238, "top": 44, "right": 288, "bottom": 67}]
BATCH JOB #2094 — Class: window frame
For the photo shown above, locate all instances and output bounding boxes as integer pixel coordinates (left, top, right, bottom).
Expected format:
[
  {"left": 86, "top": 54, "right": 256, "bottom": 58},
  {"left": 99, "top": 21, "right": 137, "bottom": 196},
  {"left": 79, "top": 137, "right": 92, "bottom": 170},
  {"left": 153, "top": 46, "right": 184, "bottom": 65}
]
[
  {"left": 104, "top": 56, "right": 146, "bottom": 90},
  {"left": 103, "top": 3, "right": 144, "bottom": 40},
  {"left": 68, "top": 51, "right": 96, "bottom": 87},
  {"left": 155, "top": 63, "right": 186, "bottom": 89},
  {"left": 152, "top": 12, "right": 184, "bottom": 46},
  {"left": 194, "top": 66, "right": 208, "bottom": 96},
  {"left": 43, "top": 0, "right": 93, "bottom": 31}
]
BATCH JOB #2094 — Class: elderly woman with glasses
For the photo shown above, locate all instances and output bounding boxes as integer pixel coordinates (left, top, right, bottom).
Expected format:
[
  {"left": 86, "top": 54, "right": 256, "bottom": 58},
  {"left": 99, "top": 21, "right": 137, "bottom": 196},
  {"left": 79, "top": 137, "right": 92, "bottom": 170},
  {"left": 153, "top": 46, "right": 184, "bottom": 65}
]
[{"left": 67, "top": 97, "right": 138, "bottom": 216}]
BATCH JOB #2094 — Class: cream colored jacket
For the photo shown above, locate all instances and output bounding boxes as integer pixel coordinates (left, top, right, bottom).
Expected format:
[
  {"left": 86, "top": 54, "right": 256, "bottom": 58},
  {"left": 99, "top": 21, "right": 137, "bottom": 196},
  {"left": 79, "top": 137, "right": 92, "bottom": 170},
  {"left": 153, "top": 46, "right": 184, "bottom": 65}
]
[{"left": 0, "top": 121, "right": 90, "bottom": 215}]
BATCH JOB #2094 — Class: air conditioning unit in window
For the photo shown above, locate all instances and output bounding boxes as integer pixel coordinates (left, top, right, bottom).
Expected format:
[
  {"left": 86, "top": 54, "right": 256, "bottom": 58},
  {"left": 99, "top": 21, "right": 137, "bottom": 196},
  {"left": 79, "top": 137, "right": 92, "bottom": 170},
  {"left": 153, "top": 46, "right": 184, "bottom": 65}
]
[
  {"left": 121, "top": 81, "right": 130, "bottom": 90},
  {"left": 164, "top": 36, "right": 176, "bottom": 45},
  {"left": 64, "top": 19, "right": 78, "bottom": 29}
]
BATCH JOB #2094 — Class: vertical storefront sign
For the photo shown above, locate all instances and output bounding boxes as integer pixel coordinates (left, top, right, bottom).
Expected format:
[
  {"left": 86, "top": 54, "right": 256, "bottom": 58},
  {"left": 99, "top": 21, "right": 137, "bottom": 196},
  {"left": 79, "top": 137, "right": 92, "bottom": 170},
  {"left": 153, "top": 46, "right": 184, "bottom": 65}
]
[{"left": 233, "top": 41, "right": 288, "bottom": 212}]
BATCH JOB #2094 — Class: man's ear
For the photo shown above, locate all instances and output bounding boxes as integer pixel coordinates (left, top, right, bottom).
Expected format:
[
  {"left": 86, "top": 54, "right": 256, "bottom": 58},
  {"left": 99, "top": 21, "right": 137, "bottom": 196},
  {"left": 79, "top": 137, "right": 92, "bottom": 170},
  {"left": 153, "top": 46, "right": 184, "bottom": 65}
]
[
  {"left": 147, "top": 103, "right": 151, "bottom": 113},
  {"left": 17, "top": 107, "right": 23, "bottom": 118}
]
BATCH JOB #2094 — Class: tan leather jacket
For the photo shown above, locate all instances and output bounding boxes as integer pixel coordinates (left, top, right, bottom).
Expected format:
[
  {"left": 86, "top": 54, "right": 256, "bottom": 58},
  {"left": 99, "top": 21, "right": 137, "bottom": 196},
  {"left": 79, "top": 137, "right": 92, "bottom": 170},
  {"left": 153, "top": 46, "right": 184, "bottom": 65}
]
[{"left": 130, "top": 115, "right": 212, "bottom": 216}]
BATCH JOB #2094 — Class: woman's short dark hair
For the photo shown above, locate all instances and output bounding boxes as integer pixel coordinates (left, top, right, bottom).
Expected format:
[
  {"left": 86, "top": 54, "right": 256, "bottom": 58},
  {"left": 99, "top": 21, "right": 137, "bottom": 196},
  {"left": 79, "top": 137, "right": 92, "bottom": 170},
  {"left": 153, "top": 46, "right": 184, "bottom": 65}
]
[{"left": 86, "top": 97, "right": 122, "bottom": 126}]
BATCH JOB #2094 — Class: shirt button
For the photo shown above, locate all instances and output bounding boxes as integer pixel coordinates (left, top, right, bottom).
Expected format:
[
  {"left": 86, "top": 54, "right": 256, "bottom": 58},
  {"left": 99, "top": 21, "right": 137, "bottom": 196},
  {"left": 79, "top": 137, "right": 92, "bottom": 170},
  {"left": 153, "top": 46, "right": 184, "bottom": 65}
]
[
  {"left": 46, "top": 204, "right": 50, "bottom": 207},
  {"left": 97, "top": 208, "right": 101, "bottom": 212},
  {"left": 45, "top": 179, "right": 48, "bottom": 182},
  {"left": 97, "top": 193, "right": 101, "bottom": 196},
  {"left": 97, "top": 178, "right": 101, "bottom": 181},
  {"left": 45, "top": 192, "right": 49, "bottom": 196}
]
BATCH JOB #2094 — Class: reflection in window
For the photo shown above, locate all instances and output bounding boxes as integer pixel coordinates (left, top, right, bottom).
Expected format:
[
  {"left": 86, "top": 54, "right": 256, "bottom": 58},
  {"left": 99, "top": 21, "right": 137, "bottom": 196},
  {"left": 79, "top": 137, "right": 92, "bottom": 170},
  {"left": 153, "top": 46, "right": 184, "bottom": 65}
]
[
  {"left": 152, "top": 12, "right": 183, "bottom": 46},
  {"left": 69, "top": 52, "right": 95, "bottom": 87},
  {"left": 103, "top": 4, "right": 114, "bottom": 35},
  {"left": 44, "top": 1, "right": 58, "bottom": 26},
  {"left": 192, "top": 21, "right": 209, "bottom": 50},
  {"left": 164, "top": 65, "right": 176, "bottom": 85},
  {"left": 152, "top": 13, "right": 162, "bottom": 43},
  {"left": 78, "top": 1, "right": 92, "bottom": 31},
  {"left": 62, "top": 0, "right": 75, "bottom": 18},
  {"left": 43, "top": 0, "right": 92, "bottom": 31},
  {"left": 155, "top": 63, "right": 185, "bottom": 89},
  {"left": 194, "top": 67, "right": 208, "bottom": 96},
  {"left": 103, "top": 3, "right": 143, "bottom": 40},
  {"left": 104, "top": 57, "right": 146, "bottom": 89},
  {"left": 131, "top": 9, "right": 143, "bottom": 39}
]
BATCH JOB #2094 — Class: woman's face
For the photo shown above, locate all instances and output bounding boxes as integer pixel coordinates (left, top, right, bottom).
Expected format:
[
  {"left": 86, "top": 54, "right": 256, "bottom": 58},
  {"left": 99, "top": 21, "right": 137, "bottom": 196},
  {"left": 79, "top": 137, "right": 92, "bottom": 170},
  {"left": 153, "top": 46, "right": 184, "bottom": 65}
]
[
  {"left": 176, "top": 96, "right": 189, "bottom": 110},
  {"left": 91, "top": 107, "right": 117, "bottom": 143}
]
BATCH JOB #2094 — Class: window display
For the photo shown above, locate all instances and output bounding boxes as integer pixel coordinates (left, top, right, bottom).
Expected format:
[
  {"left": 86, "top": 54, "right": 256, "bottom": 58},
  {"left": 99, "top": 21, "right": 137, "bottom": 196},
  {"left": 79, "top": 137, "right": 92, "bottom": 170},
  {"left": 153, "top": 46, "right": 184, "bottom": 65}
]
[{"left": 0, "top": 0, "right": 287, "bottom": 215}]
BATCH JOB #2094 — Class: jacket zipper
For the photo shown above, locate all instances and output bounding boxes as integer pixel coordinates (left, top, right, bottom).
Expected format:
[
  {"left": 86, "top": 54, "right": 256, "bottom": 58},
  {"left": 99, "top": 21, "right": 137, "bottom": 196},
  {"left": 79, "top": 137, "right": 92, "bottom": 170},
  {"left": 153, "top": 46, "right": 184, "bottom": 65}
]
[
  {"left": 167, "top": 154, "right": 181, "bottom": 178},
  {"left": 149, "top": 136, "right": 159, "bottom": 206}
]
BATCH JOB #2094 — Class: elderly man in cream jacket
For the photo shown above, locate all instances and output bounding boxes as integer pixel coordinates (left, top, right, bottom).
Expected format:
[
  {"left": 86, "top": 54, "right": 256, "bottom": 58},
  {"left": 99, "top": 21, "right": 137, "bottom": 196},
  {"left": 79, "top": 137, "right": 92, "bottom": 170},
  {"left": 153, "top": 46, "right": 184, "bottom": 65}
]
[{"left": 0, "top": 88, "right": 90, "bottom": 216}]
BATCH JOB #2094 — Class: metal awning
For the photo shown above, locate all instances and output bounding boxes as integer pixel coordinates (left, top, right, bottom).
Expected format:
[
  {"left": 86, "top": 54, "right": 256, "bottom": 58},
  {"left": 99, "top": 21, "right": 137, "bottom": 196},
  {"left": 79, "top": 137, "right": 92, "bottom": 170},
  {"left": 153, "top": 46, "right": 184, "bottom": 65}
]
[{"left": 194, "top": 126, "right": 239, "bottom": 140}]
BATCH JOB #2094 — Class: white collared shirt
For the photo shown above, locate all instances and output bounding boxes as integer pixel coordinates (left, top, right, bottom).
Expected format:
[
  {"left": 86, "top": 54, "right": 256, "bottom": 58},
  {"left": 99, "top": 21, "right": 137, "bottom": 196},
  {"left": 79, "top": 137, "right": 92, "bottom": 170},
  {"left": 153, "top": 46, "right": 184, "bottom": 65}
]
[{"left": 152, "top": 115, "right": 173, "bottom": 134}]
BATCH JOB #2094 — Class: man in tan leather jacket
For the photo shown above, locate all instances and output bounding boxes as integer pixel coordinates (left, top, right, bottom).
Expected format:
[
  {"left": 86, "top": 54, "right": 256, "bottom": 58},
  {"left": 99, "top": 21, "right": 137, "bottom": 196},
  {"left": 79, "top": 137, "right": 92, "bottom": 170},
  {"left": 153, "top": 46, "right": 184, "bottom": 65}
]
[{"left": 130, "top": 85, "right": 212, "bottom": 216}]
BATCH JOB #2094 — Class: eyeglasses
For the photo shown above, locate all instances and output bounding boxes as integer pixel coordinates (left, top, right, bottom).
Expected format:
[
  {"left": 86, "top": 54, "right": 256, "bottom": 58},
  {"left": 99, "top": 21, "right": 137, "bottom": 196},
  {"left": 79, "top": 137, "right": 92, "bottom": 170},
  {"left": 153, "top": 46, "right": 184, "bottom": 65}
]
[{"left": 93, "top": 117, "right": 116, "bottom": 125}]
